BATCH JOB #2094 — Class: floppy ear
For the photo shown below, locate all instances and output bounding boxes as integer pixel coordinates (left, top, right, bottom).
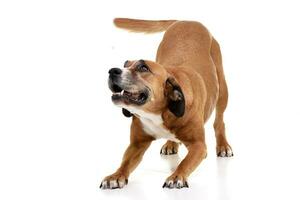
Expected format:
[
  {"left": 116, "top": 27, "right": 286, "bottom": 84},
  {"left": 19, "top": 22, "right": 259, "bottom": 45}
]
[
  {"left": 122, "top": 108, "right": 133, "bottom": 117},
  {"left": 165, "top": 77, "right": 185, "bottom": 117}
]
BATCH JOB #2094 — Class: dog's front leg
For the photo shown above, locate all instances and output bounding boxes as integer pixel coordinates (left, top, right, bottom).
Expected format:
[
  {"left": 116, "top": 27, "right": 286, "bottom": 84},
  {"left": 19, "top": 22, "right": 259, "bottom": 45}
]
[
  {"left": 163, "top": 135, "right": 206, "bottom": 189},
  {"left": 100, "top": 141, "right": 152, "bottom": 189},
  {"left": 100, "top": 120, "right": 153, "bottom": 189}
]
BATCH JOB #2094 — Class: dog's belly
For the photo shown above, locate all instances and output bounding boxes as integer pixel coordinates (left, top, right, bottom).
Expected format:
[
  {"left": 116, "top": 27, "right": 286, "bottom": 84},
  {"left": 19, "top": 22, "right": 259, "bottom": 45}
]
[{"left": 139, "top": 116, "right": 180, "bottom": 142}]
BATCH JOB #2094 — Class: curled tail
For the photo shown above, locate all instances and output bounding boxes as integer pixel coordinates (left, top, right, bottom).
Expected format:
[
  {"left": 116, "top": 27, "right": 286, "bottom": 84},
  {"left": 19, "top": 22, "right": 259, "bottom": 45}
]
[{"left": 113, "top": 18, "right": 177, "bottom": 33}]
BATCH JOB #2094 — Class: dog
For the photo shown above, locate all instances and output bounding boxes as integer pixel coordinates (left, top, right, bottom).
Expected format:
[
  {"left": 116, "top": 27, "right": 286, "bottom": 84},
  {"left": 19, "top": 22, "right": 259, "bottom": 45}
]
[{"left": 100, "top": 18, "right": 233, "bottom": 189}]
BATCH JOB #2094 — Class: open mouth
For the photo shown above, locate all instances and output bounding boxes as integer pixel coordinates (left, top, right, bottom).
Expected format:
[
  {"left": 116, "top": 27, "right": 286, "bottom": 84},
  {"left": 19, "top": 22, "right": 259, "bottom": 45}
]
[{"left": 111, "top": 86, "right": 149, "bottom": 105}]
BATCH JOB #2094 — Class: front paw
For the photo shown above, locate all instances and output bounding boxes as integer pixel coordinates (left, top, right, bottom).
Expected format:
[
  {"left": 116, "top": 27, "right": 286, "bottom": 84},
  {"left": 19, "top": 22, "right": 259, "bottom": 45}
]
[
  {"left": 100, "top": 173, "right": 128, "bottom": 189},
  {"left": 162, "top": 174, "right": 189, "bottom": 189}
]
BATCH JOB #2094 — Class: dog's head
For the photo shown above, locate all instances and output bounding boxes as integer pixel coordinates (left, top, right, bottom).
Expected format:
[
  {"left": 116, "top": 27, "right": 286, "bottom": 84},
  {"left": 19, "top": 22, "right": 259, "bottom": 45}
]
[{"left": 108, "top": 60, "right": 185, "bottom": 118}]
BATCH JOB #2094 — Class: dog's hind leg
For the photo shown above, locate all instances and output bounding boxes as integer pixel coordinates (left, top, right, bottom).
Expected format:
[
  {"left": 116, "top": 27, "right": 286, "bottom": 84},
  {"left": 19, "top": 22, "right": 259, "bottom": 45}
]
[
  {"left": 160, "top": 140, "right": 179, "bottom": 155},
  {"left": 213, "top": 79, "right": 233, "bottom": 157},
  {"left": 211, "top": 38, "right": 233, "bottom": 157}
]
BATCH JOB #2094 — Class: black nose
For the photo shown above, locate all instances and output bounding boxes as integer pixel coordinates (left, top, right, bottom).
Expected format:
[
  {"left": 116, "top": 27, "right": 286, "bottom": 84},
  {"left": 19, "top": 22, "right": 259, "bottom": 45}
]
[{"left": 109, "top": 68, "right": 122, "bottom": 76}]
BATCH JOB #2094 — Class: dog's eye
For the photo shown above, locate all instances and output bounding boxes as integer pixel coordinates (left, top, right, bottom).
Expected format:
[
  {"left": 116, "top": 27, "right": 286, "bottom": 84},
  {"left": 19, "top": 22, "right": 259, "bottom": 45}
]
[{"left": 137, "top": 64, "right": 149, "bottom": 72}]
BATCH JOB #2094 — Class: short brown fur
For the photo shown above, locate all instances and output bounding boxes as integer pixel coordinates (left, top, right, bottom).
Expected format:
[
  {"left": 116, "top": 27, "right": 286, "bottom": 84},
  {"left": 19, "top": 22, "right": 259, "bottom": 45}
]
[{"left": 101, "top": 18, "right": 233, "bottom": 189}]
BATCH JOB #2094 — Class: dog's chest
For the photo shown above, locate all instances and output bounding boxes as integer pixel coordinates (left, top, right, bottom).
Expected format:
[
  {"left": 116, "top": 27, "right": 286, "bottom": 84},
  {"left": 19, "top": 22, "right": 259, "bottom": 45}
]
[{"left": 139, "top": 114, "right": 180, "bottom": 142}]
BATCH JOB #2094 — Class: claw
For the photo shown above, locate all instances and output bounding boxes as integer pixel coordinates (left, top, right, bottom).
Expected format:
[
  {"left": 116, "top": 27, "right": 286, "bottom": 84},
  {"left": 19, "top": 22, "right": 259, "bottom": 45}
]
[
  {"left": 184, "top": 181, "right": 189, "bottom": 188},
  {"left": 172, "top": 147, "right": 176, "bottom": 154},
  {"left": 100, "top": 180, "right": 108, "bottom": 189},
  {"left": 168, "top": 181, "right": 174, "bottom": 188},
  {"left": 175, "top": 180, "right": 182, "bottom": 188}
]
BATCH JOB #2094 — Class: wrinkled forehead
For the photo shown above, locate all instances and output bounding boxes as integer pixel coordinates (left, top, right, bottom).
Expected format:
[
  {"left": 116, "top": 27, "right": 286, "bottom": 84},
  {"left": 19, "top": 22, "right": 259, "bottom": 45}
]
[{"left": 124, "top": 59, "right": 167, "bottom": 76}]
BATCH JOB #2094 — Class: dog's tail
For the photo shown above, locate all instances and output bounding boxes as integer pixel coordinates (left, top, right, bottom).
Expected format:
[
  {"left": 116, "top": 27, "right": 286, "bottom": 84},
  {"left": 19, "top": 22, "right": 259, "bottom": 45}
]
[{"left": 113, "top": 18, "right": 177, "bottom": 33}]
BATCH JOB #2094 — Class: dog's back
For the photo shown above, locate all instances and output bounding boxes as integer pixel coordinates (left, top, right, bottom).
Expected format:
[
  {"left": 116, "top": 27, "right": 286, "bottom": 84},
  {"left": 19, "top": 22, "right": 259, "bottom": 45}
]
[{"left": 114, "top": 18, "right": 226, "bottom": 121}]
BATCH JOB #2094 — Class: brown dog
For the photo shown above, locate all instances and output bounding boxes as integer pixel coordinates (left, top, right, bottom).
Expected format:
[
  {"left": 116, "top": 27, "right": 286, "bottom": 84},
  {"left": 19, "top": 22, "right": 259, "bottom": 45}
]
[{"left": 100, "top": 18, "right": 233, "bottom": 189}]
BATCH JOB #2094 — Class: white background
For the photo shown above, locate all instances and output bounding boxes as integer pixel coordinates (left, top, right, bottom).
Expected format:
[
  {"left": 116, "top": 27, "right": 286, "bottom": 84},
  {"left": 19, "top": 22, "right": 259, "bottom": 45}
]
[{"left": 1, "top": 0, "right": 300, "bottom": 200}]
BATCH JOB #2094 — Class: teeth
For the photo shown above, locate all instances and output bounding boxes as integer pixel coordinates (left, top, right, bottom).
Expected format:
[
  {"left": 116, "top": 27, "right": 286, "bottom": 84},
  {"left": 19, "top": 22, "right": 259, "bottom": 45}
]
[{"left": 121, "top": 90, "right": 124, "bottom": 95}]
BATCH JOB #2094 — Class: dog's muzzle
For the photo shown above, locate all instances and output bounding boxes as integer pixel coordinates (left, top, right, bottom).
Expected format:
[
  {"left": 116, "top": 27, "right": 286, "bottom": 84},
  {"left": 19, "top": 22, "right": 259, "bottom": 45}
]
[{"left": 108, "top": 67, "right": 149, "bottom": 105}]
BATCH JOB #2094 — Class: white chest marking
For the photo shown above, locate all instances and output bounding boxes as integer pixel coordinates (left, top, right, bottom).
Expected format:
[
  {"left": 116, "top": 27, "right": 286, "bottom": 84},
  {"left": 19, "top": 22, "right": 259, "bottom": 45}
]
[
  {"left": 139, "top": 114, "right": 180, "bottom": 142},
  {"left": 123, "top": 106, "right": 180, "bottom": 142}
]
